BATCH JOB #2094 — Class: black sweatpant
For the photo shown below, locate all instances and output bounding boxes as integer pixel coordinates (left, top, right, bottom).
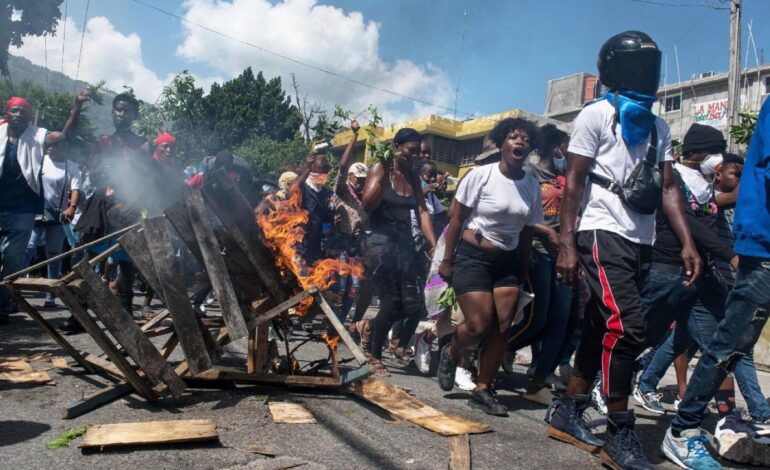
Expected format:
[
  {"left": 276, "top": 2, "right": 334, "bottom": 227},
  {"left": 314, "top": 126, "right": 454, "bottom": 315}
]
[{"left": 573, "top": 229, "right": 651, "bottom": 399}]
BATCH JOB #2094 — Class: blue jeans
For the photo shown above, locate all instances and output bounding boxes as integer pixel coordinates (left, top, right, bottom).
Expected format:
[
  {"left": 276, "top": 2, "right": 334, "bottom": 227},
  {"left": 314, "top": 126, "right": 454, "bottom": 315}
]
[
  {"left": 0, "top": 212, "right": 36, "bottom": 311},
  {"left": 641, "top": 267, "right": 698, "bottom": 348},
  {"left": 673, "top": 257, "right": 770, "bottom": 432},
  {"left": 685, "top": 284, "right": 770, "bottom": 422},
  {"left": 511, "top": 251, "right": 573, "bottom": 379},
  {"left": 637, "top": 267, "right": 698, "bottom": 393},
  {"left": 23, "top": 223, "right": 67, "bottom": 301}
]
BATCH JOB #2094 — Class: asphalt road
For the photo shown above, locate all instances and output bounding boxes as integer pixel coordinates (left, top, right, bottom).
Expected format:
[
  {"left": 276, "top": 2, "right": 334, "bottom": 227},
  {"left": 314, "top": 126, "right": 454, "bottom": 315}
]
[{"left": 0, "top": 294, "right": 756, "bottom": 470}]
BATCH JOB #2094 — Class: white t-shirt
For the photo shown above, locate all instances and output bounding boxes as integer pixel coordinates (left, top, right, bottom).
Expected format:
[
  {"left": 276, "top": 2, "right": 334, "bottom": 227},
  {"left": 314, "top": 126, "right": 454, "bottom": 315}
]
[
  {"left": 454, "top": 163, "right": 544, "bottom": 251},
  {"left": 568, "top": 99, "right": 673, "bottom": 245},
  {"left": 41, "top": 156, "right": 82, "bottom": 212}
]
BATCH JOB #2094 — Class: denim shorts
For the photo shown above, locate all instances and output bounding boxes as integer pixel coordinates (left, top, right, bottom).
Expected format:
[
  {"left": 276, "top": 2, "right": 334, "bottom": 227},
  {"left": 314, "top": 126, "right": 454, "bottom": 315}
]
[{"left": 451, "top": 241, "right": 520, "bottom": 295}]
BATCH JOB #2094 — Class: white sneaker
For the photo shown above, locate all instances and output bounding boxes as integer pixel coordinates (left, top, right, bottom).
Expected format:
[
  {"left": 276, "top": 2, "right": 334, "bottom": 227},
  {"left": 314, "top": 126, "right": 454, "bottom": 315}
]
[
  {"left": 414, "top": 333, "right": 431, "bottom": 375},
  {"left": 661, "top": 427, "right": 722, "bottom": 470},
  {"left": 591, "top": 381, "right": 607, "bottom": 415},
  {"left": 523, "top": 387, "right": 555, "bottom": 406},
  {"left": 455, "top": 366, "right": 476, "bottom": 391}
]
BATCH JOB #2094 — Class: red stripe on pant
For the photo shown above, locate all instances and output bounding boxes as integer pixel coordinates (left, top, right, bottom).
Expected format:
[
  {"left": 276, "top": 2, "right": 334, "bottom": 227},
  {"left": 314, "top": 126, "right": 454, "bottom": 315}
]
[{"left": 592, "top": 231, "right": 625, "bottom": 397}]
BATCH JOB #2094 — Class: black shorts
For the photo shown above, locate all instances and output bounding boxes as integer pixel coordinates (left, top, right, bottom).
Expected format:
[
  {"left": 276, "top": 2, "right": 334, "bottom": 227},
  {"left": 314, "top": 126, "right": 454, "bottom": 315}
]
[{"left": 451, "top": 241, "right": 521, "bottom": 295}]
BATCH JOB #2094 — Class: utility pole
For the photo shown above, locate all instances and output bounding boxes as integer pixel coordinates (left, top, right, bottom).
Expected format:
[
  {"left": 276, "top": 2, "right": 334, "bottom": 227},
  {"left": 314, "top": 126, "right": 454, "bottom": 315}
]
[{"left": 727, "top": 0, "right": 742, "bottom": 152}]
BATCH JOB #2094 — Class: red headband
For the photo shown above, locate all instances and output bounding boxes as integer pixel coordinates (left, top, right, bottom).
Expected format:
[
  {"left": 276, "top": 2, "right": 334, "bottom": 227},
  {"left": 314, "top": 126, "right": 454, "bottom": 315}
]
[
  {"left": 5, "top": 97, "right": 32, "bottom": 112},
  {"left": 154, "top": 132, "right": 176, "bottom": 146}
]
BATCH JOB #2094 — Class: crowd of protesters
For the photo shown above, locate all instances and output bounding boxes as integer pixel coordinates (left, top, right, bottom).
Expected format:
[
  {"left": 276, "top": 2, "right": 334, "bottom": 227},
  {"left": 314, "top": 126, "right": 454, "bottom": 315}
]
[{"left": 3, "top": 29, "right": 770, "bottom": 470}]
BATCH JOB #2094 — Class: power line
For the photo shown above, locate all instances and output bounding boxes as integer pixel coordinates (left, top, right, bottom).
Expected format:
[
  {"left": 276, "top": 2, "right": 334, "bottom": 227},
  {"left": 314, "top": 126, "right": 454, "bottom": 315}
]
[
  {"left": 128, "top": 0, "right": 473, "bottom": 118},
  {"left": 74, "top": 0, "right": 90, "bottom": 92},
  {"left": 627, "top": 0, "right": 729, "bottom": 9}
]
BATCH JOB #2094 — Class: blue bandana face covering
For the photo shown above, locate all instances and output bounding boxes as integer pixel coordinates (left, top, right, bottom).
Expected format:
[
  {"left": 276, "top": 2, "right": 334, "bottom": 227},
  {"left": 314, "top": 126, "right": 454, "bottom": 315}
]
[{"left": 605, "top": 90, "right": 657, "bottom": 147}]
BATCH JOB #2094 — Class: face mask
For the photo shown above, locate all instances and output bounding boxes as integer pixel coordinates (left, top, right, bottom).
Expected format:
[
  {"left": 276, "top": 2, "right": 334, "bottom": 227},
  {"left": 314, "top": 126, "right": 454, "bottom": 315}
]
[
  {"left": 699, "top": 154, "right": 723, "bottom": 177},
  {"left": 553, "top": 147, "right": 567, "bottom": 171},
  {"left": 308, "top": 172, "right": 329, "bottom": 188}
]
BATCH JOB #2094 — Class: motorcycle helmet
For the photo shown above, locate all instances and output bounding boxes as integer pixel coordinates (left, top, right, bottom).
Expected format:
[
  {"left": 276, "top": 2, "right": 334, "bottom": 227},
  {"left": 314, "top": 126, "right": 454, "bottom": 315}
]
[{"left": 597, "top": 31, "right": 662, "bottom": 96}]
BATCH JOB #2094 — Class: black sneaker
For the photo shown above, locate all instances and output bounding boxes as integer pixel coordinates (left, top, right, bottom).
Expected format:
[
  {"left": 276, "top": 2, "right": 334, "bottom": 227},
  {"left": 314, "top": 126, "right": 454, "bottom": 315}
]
[
  {"left": 545, "top": 394, "right": 604, "bottom": 454},
  {"left": 61, "top": 315, "right": 85, "bottom": 334},
  {"left": 437, "top": 341, "right": 457, "bottom": 391},
  {"left": 600, "top": 410, "right": 654, "bottom": 470},
  {"left": 468, "top": 388, "right": 508, "bottom": 416}
]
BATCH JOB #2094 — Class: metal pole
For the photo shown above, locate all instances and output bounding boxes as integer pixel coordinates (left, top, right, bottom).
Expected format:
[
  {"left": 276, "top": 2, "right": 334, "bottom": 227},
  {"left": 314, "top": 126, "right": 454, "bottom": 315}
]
[
  {"left": 2, "top": 222, "right": 140, "bottom": 281},
  {"left": 727, "top": 0, "right": 742, "bottom": 152}
]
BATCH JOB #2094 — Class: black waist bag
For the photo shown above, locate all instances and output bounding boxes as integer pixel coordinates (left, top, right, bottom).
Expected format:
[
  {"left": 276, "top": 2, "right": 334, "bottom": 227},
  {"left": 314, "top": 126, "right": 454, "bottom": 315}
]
[{"left": 590, "top": 125, "right": 662, "bottom": 215}]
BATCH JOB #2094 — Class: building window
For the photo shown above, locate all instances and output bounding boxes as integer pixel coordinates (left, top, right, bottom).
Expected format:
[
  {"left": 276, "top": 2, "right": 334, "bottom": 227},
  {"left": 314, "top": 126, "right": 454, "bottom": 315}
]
[{"left": 665, "top": 95, "right": 681, "bottom": 113}]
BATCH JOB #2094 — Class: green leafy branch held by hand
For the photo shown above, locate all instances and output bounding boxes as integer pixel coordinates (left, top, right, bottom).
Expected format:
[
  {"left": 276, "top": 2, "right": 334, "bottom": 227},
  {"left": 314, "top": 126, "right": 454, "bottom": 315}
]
[
  {"left": 86, "top": 80, "right": 107, "bottom": 106},
  {"left": 364, "top": 105, "right": 396, "bottom": 164},
  {"left": 729, "top": 110, "right": 759, "bottom": 148}
]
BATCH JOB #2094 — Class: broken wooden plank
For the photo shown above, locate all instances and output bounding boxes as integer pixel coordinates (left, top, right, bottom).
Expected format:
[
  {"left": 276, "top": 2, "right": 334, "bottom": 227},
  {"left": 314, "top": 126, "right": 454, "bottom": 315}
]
[
  {"left": 73, "top": 262, "right": 186, "bottom": 398},
  {"left": 83, "top": 353, "right": 126, "bottom": 381},
  {"left": 0, "top": 359, "right": 32, "bottom": 373},
  {"left": 249, "top": 288, "right": 317, "bottom": 329},
  {"left": 140, "top": 309, "right": 170, "bottom": 332},
  {"left": 163, "top": 200, "right": 204, "bottom": 263},
  {"left": 141, "top": 217, "right": 213, "bottom": 374},
  {"left": 80, "top": 419, "right": 219, "bottom": 449},
  {"left": 315, "top": 293, "right": 367, "bottom": 365},
  {"left": 0, "top": 371, "right": 54, "bottom": 384},
  {"left": 185, "top": 190, "right": 249, "bottom": 340},
  {"left": 253, "top": 323, "right": 270, "bottom": 373},
  {"left": 4, "top": 284, "right": 96, "bottom": 374},
  {"left": 55, "top": 286, "right": 156, "bottom": 400},
  {"left": 51, "top": 357, "right": 69, "bottom": 369},
  {"left": 268, "top": 402, "right": 316, "bottom": 424},
  {"left": 62, "top": 382, "right": 133, "bottom": 419},
  {"left": 448, "top": 434, "right": 471, "bottom": 470},
  {"left": 351, "top": 378, "right": 492, "bottom": 436},
  {"left": 118, "top": 229, "right": 167, "bottom": 305},
  {"left": 201, "top": 169, "right": 289, "bottom": 301},
  {"left": 194, "top": 368, "right": 340, "bottom": 388},
  {"left": 9, "top": 277, "right": 63, "bottom": 292}
]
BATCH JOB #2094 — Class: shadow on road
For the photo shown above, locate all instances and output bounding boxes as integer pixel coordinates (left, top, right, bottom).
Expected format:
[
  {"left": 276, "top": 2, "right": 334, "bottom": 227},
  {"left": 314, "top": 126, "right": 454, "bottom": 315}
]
[{"left": 0, "top": 420, "right": 50, "bottom": 447}]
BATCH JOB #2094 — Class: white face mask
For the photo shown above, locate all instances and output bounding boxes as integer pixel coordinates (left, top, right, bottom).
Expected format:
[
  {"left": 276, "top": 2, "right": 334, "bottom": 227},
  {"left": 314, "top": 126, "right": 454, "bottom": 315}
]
[
  {"left": 699, "top": 154, "right": 723, "bottom": 177},
  {"left": 553, "top": 147, "right": 567, "bottom": 171}
]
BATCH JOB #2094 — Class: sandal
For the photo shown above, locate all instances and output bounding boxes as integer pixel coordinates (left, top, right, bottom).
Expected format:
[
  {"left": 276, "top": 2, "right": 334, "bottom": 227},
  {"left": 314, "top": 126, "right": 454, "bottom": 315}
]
[
  {"left": 357, "top": 320, "right": 372, "bottom": 355},
  {"left": 368, "top": 357, "right": 391, "bottom": 377},
  {"left": 393, "top": 347, "right": 414, "bottom": 365}
]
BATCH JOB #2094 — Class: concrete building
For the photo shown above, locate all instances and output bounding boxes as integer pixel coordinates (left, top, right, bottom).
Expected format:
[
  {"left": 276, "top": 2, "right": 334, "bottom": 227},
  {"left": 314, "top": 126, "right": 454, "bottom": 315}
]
[
  {"left": 331, "top": 109, "right": 566, "bottom": 177},
  {"left": 545, "top": 65, "right": 770, "bottom": 142}
]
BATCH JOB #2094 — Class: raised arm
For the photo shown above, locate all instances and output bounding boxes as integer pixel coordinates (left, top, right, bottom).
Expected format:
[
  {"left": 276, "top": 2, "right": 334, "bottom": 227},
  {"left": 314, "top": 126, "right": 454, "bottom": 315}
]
[
  {"left": 45, "top": 89, "right": 91, "bottom": 145},
  {"left": 338, "top": 120, "right": 360, "bottom": 173}
]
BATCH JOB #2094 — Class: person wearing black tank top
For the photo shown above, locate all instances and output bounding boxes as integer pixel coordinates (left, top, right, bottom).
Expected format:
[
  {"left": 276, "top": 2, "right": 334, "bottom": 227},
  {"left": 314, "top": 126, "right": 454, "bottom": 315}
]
[{"left": 360, "top": 128, "right": 437, "bottom": 376}]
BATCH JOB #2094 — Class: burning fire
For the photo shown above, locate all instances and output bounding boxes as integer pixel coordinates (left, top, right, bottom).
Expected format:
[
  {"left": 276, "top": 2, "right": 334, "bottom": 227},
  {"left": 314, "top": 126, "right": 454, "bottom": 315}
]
[{"left": 257, "top": 184, "right": 365, "bottom": 317}]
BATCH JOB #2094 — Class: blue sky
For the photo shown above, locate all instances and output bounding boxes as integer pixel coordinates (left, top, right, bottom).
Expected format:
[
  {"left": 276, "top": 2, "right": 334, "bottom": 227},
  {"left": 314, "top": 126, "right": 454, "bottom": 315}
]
[{"left": 13, "top": 0, "right": 770, "bottom": 123}]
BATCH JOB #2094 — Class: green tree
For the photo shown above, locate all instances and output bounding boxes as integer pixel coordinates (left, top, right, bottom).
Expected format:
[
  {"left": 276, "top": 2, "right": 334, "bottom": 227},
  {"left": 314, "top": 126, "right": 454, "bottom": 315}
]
[
  {"left": 0, "top": 78, "right": 94, "bottom": 139},
  {"left": 135, "top": 71, "right": 208, "bottom": 165},
  {"left": 205, "top": 67, "right": 301, "bottom": 150},
  {"left": 1, "top": 0, "right": 62, "bottom": 77},
  {"left": 729, "top": 110, "right": 759, "bottom": 150},
  {"left": 235, "top": 135, "right": 310, "bottom": 179}
]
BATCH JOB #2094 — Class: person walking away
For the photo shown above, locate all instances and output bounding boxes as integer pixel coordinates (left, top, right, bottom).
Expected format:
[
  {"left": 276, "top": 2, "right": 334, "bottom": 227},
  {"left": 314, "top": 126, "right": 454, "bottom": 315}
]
[
  {"left": 436, "top": 118, "right": 543, "bottom": 416},
  {"left": 549, "top": 31, "right": 700, "bottom": 469},
  {"left": 517, "top": 124, "right": 573, "bottom": 405},
  {"left": 0, "top": 90, "right": 90, "bottom": 322},
  {"left": 24, "top": 139, "right": 82, "bottom": 308},
  {"left": 661, "top": 99, "right": 770, "bottom": 469},
  {"left": 361, "top": 128, "right": 437, "bottom": 376}
]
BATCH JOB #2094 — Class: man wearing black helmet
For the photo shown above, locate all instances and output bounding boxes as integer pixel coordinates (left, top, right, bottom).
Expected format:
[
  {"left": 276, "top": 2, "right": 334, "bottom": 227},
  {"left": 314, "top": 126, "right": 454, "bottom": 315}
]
[{"left": 547, "top": 31, "right": 700, "bottom": 470}]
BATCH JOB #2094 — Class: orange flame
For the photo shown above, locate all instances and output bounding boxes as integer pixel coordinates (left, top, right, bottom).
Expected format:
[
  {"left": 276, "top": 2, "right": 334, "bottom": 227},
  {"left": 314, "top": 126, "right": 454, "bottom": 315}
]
[
  {"left": 322, "top": 332, "right": 340, "bottom": 351},
  {"left": 257, "top": 184, "right": 365, "bottom": 316}
]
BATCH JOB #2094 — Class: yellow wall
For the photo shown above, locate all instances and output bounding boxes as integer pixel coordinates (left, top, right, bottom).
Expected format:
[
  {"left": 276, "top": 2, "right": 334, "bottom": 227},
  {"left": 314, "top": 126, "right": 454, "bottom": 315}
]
[{"left": 332, "top": 109, "right": 536, "bottom": 176}]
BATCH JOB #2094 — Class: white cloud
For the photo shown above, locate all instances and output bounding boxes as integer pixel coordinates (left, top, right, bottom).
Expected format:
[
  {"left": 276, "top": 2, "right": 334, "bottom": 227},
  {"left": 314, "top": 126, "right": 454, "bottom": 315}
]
[
  {"left": 176, "top": 0, "right": 453, "bottom": 125},
  {"left": 13, "top": 16, "right": 172, "bottom": 102}
]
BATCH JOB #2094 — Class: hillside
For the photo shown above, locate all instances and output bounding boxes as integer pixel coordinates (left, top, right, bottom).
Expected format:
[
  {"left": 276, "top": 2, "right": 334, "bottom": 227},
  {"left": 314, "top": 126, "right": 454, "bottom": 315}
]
[{"left": 5, "top": 54, "right": 118, "bottom": 135}]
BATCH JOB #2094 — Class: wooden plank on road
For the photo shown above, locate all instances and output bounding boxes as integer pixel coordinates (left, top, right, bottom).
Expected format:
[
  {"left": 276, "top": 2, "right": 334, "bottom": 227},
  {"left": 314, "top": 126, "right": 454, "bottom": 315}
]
[
  {"left": 80, "top": 419, "right": 219, "bottom": 448},
  {"left": 185, "top": 191, "right": 248, "bottom": 340},
  {"left": 141, "top": 217, "right": 212, "bottom": 374},
  {"left": 73, "top": 261, "right": 186, "bottom": 398},
  {"left": 448, "top": 434, "right": 471, "bottom": 470}
]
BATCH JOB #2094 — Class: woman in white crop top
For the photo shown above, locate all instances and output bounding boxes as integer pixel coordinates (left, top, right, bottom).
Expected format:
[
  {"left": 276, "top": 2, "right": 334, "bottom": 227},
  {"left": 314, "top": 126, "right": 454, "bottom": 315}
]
[{"left": 436, "top": 118, "right": 544, "bottom": 415}]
